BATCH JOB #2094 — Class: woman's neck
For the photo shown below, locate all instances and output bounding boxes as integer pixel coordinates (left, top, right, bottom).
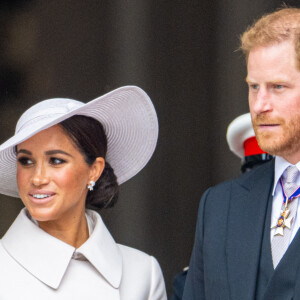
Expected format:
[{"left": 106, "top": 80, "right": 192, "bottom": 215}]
[{"left": 38, "top": 209, "right": 89, "bottom": 248}]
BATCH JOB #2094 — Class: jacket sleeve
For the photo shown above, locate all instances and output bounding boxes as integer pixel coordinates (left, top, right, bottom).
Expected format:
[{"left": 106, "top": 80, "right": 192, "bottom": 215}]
[
  {"left": 148, "top": 256, "right": 167, "bottom": 300},
  {"left": 182, "top": 188, "right": 211, "bottom": 300}
]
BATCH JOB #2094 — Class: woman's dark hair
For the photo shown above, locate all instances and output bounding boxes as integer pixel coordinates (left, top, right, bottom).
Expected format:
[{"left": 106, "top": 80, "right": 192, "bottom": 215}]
[{"left": 60, "top": 115, "right": 119, "bottom": 210}]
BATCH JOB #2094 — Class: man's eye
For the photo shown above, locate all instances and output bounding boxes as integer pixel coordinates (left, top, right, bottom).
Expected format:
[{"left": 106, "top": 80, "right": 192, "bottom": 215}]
[
  {"left": 49, "top": 157, "right": 66, "bottom": 165},
  {"left": 17, "top": 157, "right": 33, "bottom": 166},
  {"left": 274, "top": 84, "right": 284, "bottom": 89},
  {"left": 249, "top": 84, "right": 259, "bottom": 90}
]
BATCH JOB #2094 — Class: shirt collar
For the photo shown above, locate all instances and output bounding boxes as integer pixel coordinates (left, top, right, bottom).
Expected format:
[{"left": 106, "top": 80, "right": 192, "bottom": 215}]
[
  {"left": 1, "top": 208, "right": 122, "bottom": 289},
  {"left": 272, "top": 156, "right": 300, "bottom": 195}
]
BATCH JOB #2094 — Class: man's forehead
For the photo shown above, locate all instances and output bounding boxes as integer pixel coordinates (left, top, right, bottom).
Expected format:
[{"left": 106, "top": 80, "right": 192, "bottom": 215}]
[
  {"left": 246, "top": 41, "right": 299, "bottom": 75},
  {"left": 246, "top": 77, "right": 288, "bottom": 83}
]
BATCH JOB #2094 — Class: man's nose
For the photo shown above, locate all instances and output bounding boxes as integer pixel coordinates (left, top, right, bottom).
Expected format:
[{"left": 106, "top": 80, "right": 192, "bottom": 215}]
[{"left": 252, "top": 88, "right": 272, "bottom": 114}]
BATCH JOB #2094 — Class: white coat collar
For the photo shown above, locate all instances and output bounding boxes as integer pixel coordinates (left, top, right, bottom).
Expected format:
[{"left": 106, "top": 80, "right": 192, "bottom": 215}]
[{"left": 1, "top": 208, "right": 122, "bottom": 289}]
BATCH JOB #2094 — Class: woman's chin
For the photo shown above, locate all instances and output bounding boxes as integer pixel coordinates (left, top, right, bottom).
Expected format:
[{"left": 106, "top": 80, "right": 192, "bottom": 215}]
[{"left": 27, "top": 207, "right": 58, "bottom": 223}]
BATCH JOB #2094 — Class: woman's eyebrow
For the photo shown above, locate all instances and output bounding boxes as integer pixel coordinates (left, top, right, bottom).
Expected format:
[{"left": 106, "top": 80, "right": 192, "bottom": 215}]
[
  {"left": 17, "top": 149, "right": 31, "bottom": 155},
  {"left": 17, "top": 149, "right": 73, "bottom": 157},
  {"left": 45, "top": 150, "right": 73, "bottom": 157}
]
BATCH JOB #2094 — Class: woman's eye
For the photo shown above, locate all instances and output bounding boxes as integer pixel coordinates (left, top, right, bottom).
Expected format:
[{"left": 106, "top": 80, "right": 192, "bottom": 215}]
[
  {"left": 49, "top": 157, "right": 66, "bottom": 165},
  {"left": 17, "top": 157, "right": 33, "bottom": 166}
]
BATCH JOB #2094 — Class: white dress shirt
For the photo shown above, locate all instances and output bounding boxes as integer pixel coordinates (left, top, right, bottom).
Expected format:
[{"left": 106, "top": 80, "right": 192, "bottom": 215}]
[
  {"left": 271, "top": 156, "right": 300, "bottom": 243},
  {"left": 0, "top": 208, "right": 167, "bottom": 300}
]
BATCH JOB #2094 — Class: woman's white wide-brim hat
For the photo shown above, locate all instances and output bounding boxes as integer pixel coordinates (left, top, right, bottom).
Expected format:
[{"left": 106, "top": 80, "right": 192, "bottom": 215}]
[{"left": 0, "top": 86, "right": 158, "bottom": 198}]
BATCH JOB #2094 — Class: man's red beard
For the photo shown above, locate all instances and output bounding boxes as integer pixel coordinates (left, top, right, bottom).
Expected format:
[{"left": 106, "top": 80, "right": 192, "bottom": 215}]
[{"left": 252, "top": 113, "right": 300, "bottom": 159}]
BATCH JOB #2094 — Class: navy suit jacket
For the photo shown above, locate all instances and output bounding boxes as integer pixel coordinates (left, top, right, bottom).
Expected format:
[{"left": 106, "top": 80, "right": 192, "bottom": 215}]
[{"left": 183, "top": 160, "right": 300, "bottom": 300}]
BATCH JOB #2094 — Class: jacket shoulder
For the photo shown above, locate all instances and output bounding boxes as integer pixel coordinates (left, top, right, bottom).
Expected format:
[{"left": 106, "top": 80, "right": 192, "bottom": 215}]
[
  {"left": 197, "top": 159, "right": 274, "bottom": 217},
  {"left": 210, "top": 158, "right": 275, "bottom": 192},
  {"left": 118, "top": 244, "right": 167, "bottom": 299},
  {"left": 118, "top": 244, "right": 161, "bottom": 277}
]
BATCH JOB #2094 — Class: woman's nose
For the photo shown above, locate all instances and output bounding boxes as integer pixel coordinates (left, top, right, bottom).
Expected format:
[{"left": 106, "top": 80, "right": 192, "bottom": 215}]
[{"left": 31, "top": 164, "right": 49, "bottom": 186}]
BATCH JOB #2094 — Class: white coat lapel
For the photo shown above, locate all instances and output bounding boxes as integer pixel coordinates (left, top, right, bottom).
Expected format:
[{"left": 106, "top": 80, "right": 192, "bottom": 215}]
[
  {"left": 2, "top": 209, "right": 123, "bottom": 292},
  {"left": 2, "top": 208, "right": 74, "bottom": 289}
]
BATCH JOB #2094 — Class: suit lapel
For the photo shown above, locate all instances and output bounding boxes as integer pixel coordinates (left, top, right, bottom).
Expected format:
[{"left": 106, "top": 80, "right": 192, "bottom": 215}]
[{"left": 226, "top": 161, "right": 274, "bottom": 300}]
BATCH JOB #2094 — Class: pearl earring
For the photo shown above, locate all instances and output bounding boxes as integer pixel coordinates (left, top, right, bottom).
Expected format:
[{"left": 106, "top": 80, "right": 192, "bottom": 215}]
[{"left": 87, "top": 180, "right": 95, "bottom": 191}]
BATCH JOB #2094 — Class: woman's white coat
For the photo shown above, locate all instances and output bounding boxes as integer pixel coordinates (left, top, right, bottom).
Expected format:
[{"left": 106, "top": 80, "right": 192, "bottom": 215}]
[{"left": 0, "top": 209, "right": 167, "bottom": 299}]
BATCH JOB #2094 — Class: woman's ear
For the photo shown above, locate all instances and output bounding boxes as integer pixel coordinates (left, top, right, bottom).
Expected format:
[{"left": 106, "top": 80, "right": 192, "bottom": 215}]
[{"left": 89, "top": 157, "right": 105, "bottom": 183}]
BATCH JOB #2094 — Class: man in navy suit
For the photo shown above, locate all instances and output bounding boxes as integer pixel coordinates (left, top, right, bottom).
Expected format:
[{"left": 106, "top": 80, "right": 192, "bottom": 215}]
[
  {"left": 183, "top": 7, "right": 300, "bottom": 300},
  {"left": 170, "top": 113, "right": 272, "bottom": 300}
]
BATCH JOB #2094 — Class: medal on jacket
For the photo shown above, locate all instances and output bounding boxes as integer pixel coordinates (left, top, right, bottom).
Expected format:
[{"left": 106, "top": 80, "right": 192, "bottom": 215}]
[{"left": 271, "top": 178, "right": 300, "bottom": 236}]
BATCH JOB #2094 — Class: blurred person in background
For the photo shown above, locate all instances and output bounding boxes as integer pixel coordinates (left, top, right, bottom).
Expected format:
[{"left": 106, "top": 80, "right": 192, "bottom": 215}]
[{"left": 226, "top": 112, "right": 273, "bottom": 173}]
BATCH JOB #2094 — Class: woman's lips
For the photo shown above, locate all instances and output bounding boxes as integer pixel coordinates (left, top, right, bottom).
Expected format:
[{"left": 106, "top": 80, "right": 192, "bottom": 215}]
[{"left": 28, "top": 191, "right": 55, "bottom": 204}]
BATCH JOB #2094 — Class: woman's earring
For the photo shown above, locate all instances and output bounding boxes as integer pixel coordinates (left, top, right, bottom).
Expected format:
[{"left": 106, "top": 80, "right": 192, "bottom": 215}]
[{"left": 87, "top": 180, "right": 95, "bottom": 191}]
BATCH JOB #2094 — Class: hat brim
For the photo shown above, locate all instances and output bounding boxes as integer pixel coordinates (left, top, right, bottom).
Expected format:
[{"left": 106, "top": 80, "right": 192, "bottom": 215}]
[{"left": 0, "top": 86, "right": 158, "bottom": 198}]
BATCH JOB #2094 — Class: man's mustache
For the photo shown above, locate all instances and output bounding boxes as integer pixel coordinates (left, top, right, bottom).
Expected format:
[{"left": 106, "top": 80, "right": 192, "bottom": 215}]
[{"left": 252, "top": 114, "right": 284, "bottom": 126}]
